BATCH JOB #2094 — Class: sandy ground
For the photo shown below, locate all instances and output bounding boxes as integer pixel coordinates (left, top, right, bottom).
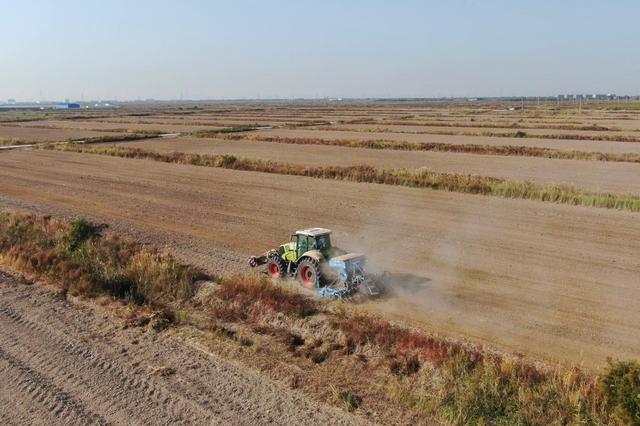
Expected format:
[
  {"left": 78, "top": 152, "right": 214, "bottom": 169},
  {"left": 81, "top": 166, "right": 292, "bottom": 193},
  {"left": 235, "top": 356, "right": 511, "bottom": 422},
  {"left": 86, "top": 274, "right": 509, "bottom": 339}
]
[
  {"left": 255, "top": 128, "right": 640, "bottom": 154},
  {"left": 0, "top": 126, "right": 112, "bottom": 142},
  {"left": 109, "top": 136, "right": 640, "bottom": 195},
  {"left": 0, "top": 268, "right": 367, "bottom": 426},
  {"left": 1, "top": 149, "right": 639, "bottom": 369}
]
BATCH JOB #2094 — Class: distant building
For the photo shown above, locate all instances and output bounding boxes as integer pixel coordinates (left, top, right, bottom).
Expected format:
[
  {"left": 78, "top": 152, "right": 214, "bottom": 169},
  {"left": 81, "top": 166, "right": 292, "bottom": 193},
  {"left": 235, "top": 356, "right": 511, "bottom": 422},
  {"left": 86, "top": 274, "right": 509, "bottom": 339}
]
[
  {"left": 54, "top": 103, "right": 81, "bottom": 109},
  {"left": 7, "top": 99, "right": 16, "bottom": 104}
]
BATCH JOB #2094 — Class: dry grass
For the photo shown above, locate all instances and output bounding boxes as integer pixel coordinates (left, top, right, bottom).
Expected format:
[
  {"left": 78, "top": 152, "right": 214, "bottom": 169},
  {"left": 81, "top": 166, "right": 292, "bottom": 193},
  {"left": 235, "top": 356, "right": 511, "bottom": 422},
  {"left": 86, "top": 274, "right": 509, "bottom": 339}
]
[
  {"left": 217, "top": 133, "right": 640, "bottom": 163},
  {"left": 43, "top": 143, "right": 640, "bottom": 212},
  {"left": 0, "top": 114, "right": 48, "bottom": 123},
  {"left": 0, "top": 139, "right": 35, "bottom": 147},
  {"left": 191, "top": 126, "right": 263, "bottom": 137},
  {"left": 0, "top": 211, "right": 206, "bottom": 307},
  {"left": 333, "top": 312, "right": 616, "bottom": 425},
  {"left": 211, "top": 275, "right": 316, "bottom": 321},
  {"left": 309, "top": 125, "right": 640, "bottom": 143},
  {"left": 344, "top": 118, "right": 617, "bottom": 132},
  {"left": 72, "top": 131, "right": 162, "bottom": 143}
]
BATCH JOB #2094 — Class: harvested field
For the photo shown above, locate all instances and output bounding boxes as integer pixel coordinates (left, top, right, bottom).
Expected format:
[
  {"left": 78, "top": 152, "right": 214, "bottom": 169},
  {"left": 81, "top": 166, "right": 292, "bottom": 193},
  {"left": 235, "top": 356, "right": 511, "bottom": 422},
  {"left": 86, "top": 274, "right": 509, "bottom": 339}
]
[
  {"left": 352, "top": 119, "right": 638, "bottom": 135},
  {"left": 320, "top": 123, "right": 640, "bottom": 141},
  {"left": 84, "top": 116, "right": 294, "bottom": 128},
  {"left": 0, "top": 148, "right": 639, "bottom": 368},
  {"left": 0, "top": 125, "right": 116, "bottom": 143},
  {"left": 253, "top": 128, "right": 640, "bottom": 154},
  {"left": 8, "top": 119, "right": 222, "bottom": 134},
  {"left": 3, "top": 101, "right": 640, "bottom": 424},
  {"left": 104, "top": 136, "right": 640, "bottom": 195}
]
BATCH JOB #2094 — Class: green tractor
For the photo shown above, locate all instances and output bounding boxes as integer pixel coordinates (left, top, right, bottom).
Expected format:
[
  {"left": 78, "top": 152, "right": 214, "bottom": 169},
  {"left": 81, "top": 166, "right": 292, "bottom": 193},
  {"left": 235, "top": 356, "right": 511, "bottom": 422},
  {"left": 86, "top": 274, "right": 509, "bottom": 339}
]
[{"left": 248, "top": 228, "right": 387, "bottom": 298}]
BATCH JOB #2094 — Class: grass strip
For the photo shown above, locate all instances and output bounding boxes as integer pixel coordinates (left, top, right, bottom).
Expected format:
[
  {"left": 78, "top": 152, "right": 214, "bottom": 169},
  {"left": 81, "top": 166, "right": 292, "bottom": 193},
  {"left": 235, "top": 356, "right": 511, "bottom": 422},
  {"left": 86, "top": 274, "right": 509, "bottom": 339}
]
[
  {"left": 70, "top": 131, "right": 162, "bottom": 143},
  {"left": 216, "top": 133, "right": 640, "bottom": 163},
  {"left": 299, "top": 125, "right": 640, "bottom": 143},
  {"left": 344, "top": 119, "right": 618, "bottom": 131},
  {"left": 0, "top": 132, "right": 161, "bottom": 148},
  {"left": 0, "top": 139, "right": 35, "bottom": 147},
  {"left": 41, "top": 143, "right": 640, "bottom": 212},
  {"left": 192, "top": 126, "right": 262, "bottom": 136}
]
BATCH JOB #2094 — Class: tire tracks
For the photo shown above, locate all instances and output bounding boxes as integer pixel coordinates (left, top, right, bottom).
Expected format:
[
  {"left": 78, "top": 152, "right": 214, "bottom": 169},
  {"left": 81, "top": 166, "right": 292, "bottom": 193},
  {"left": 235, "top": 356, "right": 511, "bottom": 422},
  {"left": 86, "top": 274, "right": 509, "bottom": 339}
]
[
  {"left": 0, "top": 304, "right": 216, "bottom": 425},
  {"left": 0, "top": 347, "right": 108, "bottom": 426},
  {"left": 0, "top": 275, "right": 366, "bottom": 425}
]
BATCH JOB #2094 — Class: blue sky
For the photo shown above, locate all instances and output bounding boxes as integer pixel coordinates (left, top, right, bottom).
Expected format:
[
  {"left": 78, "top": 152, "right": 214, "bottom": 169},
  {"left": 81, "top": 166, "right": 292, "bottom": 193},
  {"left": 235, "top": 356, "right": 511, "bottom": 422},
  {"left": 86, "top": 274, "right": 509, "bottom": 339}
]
[{"left": 1, "top": 0, "right": 638, "bottom": 100}]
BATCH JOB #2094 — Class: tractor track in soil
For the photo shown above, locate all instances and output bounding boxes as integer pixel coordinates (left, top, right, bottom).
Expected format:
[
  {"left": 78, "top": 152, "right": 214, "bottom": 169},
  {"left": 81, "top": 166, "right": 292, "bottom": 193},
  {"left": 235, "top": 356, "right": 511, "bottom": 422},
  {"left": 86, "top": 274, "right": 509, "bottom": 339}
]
[{"left": 0, "top": 269, "right": 368, "bottom": 425}]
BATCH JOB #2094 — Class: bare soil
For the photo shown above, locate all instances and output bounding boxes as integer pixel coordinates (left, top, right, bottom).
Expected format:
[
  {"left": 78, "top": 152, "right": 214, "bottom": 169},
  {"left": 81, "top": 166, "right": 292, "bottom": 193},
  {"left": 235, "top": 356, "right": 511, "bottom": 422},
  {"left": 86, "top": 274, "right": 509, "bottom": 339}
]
[
  {"left": 1, "top": 149, "right": 639, "bottom": 369},
  {"left": 0, "top": 268, "right": 368, "bottom": 425},
  {"left": 109, "top": 136, "right": 640, "bottom": 195}
]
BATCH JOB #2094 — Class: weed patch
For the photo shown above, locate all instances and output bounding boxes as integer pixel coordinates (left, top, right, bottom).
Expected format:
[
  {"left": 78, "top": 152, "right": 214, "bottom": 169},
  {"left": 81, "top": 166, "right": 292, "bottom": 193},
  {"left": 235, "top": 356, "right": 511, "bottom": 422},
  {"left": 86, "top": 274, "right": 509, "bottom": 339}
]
[
  {"left": 0, "top": 211, "right": 207, "bottom": 310},
  {"left": 211, "top": 275, "right": 317, "bottom": 321}
]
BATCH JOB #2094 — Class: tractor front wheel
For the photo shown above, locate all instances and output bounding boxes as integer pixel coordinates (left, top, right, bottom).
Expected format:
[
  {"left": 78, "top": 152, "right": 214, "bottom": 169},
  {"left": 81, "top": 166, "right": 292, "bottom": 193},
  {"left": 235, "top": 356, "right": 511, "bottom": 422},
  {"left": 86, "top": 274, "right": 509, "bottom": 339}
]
[
  {"left": 266, "top": 256, "right": 286, "bottom": 279},
  {"left": 296, "top": 258, "right": 321, "bottom": 289}
]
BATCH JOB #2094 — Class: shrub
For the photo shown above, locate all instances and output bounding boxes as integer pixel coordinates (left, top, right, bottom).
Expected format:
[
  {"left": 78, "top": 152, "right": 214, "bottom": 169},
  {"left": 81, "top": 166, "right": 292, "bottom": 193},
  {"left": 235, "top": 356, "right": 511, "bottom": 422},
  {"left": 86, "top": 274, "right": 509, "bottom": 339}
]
[
  {"left": 602, "top": 359, "right": 640, "bottom": 425},
  {"left": 64, "top": 218, "right": 104, "bottom": 251}
]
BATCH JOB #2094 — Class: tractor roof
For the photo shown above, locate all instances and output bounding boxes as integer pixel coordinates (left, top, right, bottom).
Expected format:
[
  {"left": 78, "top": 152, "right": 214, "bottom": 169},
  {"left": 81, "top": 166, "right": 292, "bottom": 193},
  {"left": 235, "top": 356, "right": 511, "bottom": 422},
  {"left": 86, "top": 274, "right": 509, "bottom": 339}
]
[{"left": 296, "top": 227, "right": 332, "bottom": 237}]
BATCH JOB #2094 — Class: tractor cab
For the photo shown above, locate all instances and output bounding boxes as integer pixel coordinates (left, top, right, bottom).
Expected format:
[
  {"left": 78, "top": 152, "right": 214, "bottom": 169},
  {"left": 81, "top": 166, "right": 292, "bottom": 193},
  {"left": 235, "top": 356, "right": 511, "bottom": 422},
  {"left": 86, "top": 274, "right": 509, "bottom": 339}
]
[{"left": 292, "top": 228, "right": 333, "bottom": 259}]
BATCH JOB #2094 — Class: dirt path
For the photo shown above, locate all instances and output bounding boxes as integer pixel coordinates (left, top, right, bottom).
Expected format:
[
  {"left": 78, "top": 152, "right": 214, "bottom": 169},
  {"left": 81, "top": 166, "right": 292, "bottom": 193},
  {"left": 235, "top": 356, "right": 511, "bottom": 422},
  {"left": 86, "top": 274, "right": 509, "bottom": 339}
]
[
  {"left": 112, "top": 136, "right": 640, "bottom": 195},
  {"left": 0, "top": 269, "right": 367, "bottom": 426},
  {"left": 0, "top": 150, "right": 639, "bottom": 368}
]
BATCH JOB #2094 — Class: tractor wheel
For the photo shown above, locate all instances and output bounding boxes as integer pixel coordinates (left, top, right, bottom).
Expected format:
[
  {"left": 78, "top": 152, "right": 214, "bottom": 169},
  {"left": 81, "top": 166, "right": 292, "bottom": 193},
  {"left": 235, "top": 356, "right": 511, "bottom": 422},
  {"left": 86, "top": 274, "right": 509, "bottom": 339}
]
[
  {"left": 296, "top": 258, "right": 321, "bottom": 289},
  {"left": 266, "top": 256, "right": 286, "bottom": 279}
]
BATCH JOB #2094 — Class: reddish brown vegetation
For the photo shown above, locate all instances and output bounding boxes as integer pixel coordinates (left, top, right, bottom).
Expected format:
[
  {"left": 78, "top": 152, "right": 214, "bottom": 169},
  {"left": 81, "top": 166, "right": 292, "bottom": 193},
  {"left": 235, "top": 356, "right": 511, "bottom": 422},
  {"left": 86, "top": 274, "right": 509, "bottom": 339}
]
[{"left": 212, "top": 275, "right": 316, "bottom": 321}]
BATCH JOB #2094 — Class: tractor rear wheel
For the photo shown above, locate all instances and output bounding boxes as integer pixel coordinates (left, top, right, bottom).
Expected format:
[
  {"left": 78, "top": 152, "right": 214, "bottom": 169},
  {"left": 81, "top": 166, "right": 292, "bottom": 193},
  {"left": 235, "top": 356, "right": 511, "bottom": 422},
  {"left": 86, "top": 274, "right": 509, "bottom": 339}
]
[
  {"left": 266, "top": 256, "right": 286, "bottom": 279},
  {"left": 296, "top": 258, "right": 321, "bottom": 289}
]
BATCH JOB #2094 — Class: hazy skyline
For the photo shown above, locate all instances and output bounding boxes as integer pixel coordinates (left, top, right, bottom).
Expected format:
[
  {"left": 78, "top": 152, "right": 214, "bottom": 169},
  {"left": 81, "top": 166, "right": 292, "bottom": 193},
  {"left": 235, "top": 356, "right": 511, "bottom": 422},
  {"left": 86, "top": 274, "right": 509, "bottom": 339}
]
[{"left": 2, "top": 0, "right": 639, "bottom": 101}]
